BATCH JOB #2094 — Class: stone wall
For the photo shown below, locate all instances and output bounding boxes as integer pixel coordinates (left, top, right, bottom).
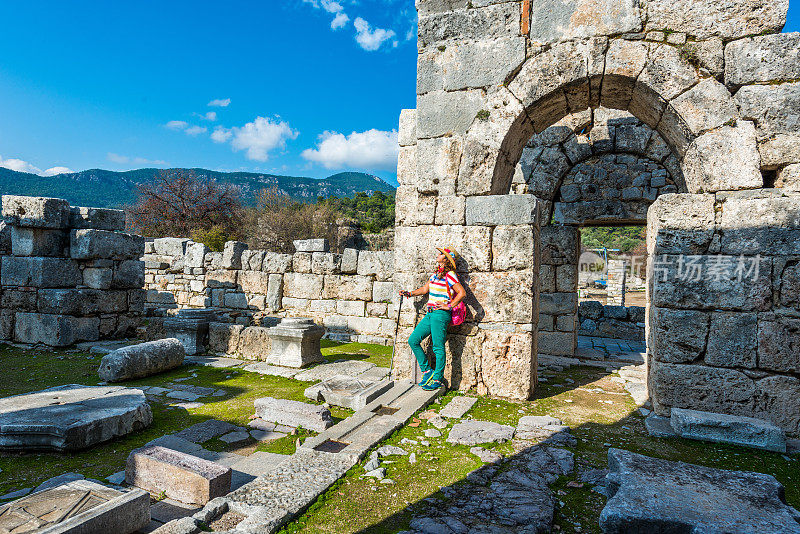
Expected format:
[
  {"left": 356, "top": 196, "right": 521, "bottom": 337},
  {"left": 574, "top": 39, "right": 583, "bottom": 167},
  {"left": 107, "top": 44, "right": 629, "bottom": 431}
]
[
  {"left": 578, "top": 301, "right": 645, "bottom": 342},
  {"left": 143, "top": 239, "right": 397, "bottom": 345},
  {"left": 648, "top": 192, "right": 800, "bottom": 434},
  {"left": 0, "top": 196, "right": 144, "bottom": 346}
]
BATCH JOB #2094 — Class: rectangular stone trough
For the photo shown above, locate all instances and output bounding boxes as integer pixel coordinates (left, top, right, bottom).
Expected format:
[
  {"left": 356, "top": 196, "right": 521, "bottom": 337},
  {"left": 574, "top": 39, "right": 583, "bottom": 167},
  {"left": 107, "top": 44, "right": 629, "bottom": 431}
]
[
  {"left": 304, "top": 375, "right": 393, "bottom": 410},
  {"left": 126, "top": 445, "right": 231, "bottom": 505},
  {"left": 670, "top": 408, "right": 786, "bottom": 453}
]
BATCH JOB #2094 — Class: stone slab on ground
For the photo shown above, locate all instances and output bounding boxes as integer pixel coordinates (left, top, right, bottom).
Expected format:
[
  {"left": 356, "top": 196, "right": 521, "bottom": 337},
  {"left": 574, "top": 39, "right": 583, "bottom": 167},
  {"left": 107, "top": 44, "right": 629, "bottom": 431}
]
[
  {"left": 516, "top": 415, "right": 571, "bottom": 441},
  {"left": 0, "top": 384, "right": 152, "bottom": 451},
  {"left": 242, "top": 362, "right": 301, "bottom": 378},
  {"left": 304, "top": 375, "right": 393, "bottom": 410},
  {"left": 438, "top": 395, "right": 478, "bottom": 418},
  {"left": 670, "top": 407, "right": 786, "bottom": 453},
  {"left": 175, "top": 420, "right": 239, "bottom": 444},
  {"left": 0, "top": 479, "right": 150, "bottom": 534},
  {"left": 32, "top": 472, "right": 85, "bottom": 493},
  {"left": 254, "top": 397, "right": 334, "bottom": 432},
  {"left": 219, "top": 431, "right": 251, "bottom": 445},
  {"left": 228, "top": 451, "right": 289, "bottom": 491},
  {"left": 184, "top": 356, "right": 245, "bottom": 368},
  {"left": 645, "top": 414, "right": 678, "bottom": 438},
  {"left": 150, "top": 498, "right": 199, "bottom": 524},
  {"left": 446, "top": 420, "right": 515, "bottom": 446},
  {"left": 293, "top": 360, "right": 375, "bottom": 382},
  {"left": 600, "top": 448, "right": 800, "bottom": 533},
  {"left": 98, "top": 338, "right": 185, "bottom": 382},
  {"left": 166, "top": 390, "right": 201, "bottom": 402},
  {"left": 144, "top": 435, "right": 204, "bottom": 455},
  {"left": 126, "top": 445, "right": 232, "bottom": 506}
]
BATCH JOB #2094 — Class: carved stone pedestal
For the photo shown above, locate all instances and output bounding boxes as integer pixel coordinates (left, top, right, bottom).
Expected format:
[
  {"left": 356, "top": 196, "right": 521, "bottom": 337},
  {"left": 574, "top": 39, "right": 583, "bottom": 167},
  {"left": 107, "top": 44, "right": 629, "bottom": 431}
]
[
  {"left": 264, "top": 317, "right": 325, "bottom": 368},
  {"left": 163, "top": 308, "right": 215, "bottom": 355}
]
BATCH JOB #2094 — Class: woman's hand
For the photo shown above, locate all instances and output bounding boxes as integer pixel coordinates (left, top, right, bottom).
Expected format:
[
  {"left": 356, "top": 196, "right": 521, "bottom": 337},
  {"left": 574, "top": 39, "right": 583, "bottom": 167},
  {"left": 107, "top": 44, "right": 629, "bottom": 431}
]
[{"left": 400, "top": 290, "right": 412, "bottom": 297}]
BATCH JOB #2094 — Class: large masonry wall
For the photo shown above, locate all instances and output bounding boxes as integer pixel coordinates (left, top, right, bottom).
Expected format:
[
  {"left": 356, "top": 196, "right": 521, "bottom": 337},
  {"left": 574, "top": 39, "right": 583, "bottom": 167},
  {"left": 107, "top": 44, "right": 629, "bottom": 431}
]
[
  {"left": 143, "top": 239, "right": 397, "bottom": 345},
  {"left": 0, "top": 196, "right": 144, "bottom": 346}
]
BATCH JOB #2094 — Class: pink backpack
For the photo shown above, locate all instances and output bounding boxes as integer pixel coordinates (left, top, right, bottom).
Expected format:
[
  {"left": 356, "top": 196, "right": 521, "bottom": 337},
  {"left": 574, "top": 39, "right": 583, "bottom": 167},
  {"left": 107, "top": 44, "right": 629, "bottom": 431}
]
[{"left": 446, "top": 277, "right": 467, "bottom": 326}]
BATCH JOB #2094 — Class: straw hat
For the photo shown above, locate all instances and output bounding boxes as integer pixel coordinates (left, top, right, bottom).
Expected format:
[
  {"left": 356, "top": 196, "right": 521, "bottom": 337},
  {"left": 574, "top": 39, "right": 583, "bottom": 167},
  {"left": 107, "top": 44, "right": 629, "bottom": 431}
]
[{"left": 436, "top": 246, "right": 459, "bottom": 271}]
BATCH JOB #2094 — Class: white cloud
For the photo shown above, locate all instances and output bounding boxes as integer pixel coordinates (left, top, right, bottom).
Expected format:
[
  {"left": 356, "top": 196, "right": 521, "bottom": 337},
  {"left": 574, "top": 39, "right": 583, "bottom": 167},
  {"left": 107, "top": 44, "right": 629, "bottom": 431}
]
[
  {"left": 353, "top": 18, "right": 396, "bottom": 51},
  {"left": 204, "top": 111, "right": 217, "bottom": 121},
  {"left": 207, "top": 98, "right": 231, "bottom": 107},
  {"left": 165, "top": 120, "right": 188, "bottom": 130},
  {"left": 219, "top": 117, "right": 299, "bottom": 162},
  {"left": 331, "top": 12, "right": 349, "bottom": 29},
  {"left": 184, "top": 125, "right": 208, "bottom": 136},
  {"left": 107, "top": 153, "right": 167, "bottom": 166},
  {"left": 43, "top": 166, "right": 73, "bottom": 176},
  {"left": 321, "top": 0, "right": 343, "bottom": 13},
  {"left": 301, "top": 128, "right": 399, "bottom": 171},
  {"left": 0, "top": 156, "right": 73, "bottom": 176}
]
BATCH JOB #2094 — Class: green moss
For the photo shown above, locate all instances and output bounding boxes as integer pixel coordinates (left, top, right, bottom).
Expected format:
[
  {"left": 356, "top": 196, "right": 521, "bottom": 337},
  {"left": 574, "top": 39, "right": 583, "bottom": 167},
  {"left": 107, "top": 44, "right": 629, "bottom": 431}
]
[{"left": 476, "top": 109, "right": 490, "bottom": 122}]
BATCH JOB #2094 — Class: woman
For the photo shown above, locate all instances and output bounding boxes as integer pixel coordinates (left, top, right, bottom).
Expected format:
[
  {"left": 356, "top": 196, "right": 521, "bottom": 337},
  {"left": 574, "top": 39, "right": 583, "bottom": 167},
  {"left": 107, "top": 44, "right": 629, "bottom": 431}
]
[{"left": 400, "top": 246, "right": 467, "bottom": 391}]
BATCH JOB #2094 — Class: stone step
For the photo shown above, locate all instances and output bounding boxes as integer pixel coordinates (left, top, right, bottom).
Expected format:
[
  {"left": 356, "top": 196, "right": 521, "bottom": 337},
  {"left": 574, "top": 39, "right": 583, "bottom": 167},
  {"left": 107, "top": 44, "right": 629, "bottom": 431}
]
[{"left": 304, "top": 376, "right": 394, "bottom": 410}]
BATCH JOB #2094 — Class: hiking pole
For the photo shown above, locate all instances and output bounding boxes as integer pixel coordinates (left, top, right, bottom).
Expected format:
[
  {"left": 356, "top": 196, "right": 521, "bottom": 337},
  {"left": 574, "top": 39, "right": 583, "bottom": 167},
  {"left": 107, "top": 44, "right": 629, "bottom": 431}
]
[{"left": 389, "top": 292, "right": 404, "bottom": 378}]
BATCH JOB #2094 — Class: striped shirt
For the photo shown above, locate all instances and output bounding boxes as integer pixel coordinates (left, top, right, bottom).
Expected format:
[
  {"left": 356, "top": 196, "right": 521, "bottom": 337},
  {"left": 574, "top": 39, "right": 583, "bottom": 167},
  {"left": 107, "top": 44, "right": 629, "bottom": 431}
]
[{"left": 428, "top": 271, "right": 459, "bottom": 309}]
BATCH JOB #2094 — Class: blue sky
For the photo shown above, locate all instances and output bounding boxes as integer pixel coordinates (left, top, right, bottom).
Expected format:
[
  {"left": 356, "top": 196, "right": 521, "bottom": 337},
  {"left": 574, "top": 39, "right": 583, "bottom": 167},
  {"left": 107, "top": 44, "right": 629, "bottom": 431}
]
[{"left": 0, "top": 1, "right": 797, "bottom": 186}]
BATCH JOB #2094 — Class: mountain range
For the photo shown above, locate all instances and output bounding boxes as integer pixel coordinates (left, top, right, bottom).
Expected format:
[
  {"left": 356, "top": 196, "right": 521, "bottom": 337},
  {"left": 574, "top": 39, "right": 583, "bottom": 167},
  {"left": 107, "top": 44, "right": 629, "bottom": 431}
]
[{"left": 0, "top": 167, "right": 396, "bottom": 209}]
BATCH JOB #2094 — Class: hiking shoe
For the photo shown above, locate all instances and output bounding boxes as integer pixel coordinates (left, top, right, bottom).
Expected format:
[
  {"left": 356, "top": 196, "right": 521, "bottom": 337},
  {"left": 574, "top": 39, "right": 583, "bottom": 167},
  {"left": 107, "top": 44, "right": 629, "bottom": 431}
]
[
  {"left": 419, "top": 369, "right": 434, "bottom": 386},
  {"left": 421, "top": 379, "right": 444, "bottom": 391}
]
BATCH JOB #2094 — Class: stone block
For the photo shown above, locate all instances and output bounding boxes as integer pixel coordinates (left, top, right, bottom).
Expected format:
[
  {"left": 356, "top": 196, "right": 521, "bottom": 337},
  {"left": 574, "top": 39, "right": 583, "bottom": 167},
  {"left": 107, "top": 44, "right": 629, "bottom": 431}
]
[
  {"left": 599, "top": 448, "right": 800, "bottom": 533},
  {"left": 0, "top": 479, "right": 150, "bottom": 534},
  {"left": 705, "top": 312, "right": 757, "bottom": 368},
  {"left": 725, "top": 32, "right": 800, "bottom": 86},
  {"left": 254, "top": 396, "right": 333, "bottom": 432},
  {"left": 670, "top": 407, "right": 786, "bottom": 452},
  {"left": 293, "top": 238, "right": 328, "bottom": 252},
  {"left": 262, "top": 252, "right": 293, "bottom": 273},
  {"left": 14, "top": 313, "right": 99, "bottom": 346},
  {"left": 237, "top": 326, "right": 273, "bottom": 361},
  {"left": 208, "top": 322, "right": 243, "bottom": 354},
  {"left": 10, "top": 226, "right": 66, "bottom": 257},
  {"left": 435, "top": 195, "right": 465, "bottom": 225},
  {"left": 238, "top": 271, "right": 270, "bottom": 294},
  {"left": 444, "top": 36, "right": 526, "bottom": 91},
  {"left": 758, "top": 133, "right": 800, "bottom": 168},
  {"left": 312, "top": 252, "right": 341, "bottom": 275},
  {"left": 717, "top": 193, "right": 800, "bottom": 256},
  {"left": 735, "top": 82, "right": 800, "bottom": 138},
  {"left": 416, "top": 89, "right": 484, "bottom": 139},
  {"left": 293, "top": 252, "right": 312, "bottom": 273},
  {"left": 98, "top": 338, "right": 185, "bottom": 382},
  {"left": 372, "top": 281, "right": 394, "bottom": 303},
  {"left": 70, "top": 229, "right": 144, "bottom": 260},
  {"left": 754, "top": 374, "right": 800, "bottom": 434},
  {"left": 185, "top": 242, "right": 208, "bottom": 268},
  {"left": 264, "top": 317, "right": 324, "bottom": 368},
  {"left": 682, "top": 121, "right": 762, "bottom": 193},
  {"left": 340, "top": 248, "right": 358, "bottom": 273},
  {"left": 305, "top": 375, "right": 393, "bottom": 410},
  {"left": 223, "top": 292, "right": 248, "bottom": 309},
  {"left": 652, "top": 308, "right": 710, "bottom": 363},
  {"left": 153, "top": 237, "right": 189, "bottom": 257},
  {"left": 446, "top": 419, "right": 515, "bottom": 446},
  {"left": 126, "top": 445, "right": 231, "bottom": 505},
  {"left": 465, "top": 195, "right": 539, "bottom": 226},
  {"left": 650, "top": 361, "right": 755, "bottom": 414},
  {"left": 491, "top": 225, "right": 534, "bottom": 271},
  {"left": 669, "top": 78, "right": 738, "bottom": 136},
  {"left": 323, "top": 274, "right": 373, "bottom": 300},
  {"left": 69, "top": 206, "right": 126, "bottom": 231},
  {"left": 266, "top": 273, "right": 283, "bottom": 311},
  {"left": 38, "top": 288, "right": 127, "bottom": 315},
  {"left": 2, "top": 195, "right": 69, "bottom": 228},
  {"left": 758, "top": 315, "right": 800, "bottom": 374},
  {"left": 539, "top": 293, "right": 577, "bottom": 316},
  {"left": 336, "top": 300, "right": 365, "bottom": 316},
  {"left": 398, "top": 109, "right": 416, "bottom": 146},
  {"left": 84, "top": 267, "right": 113, "bottom": 289},
  {"left": 418, "top": 3, "right": 519, "bottom": 45},
  {"left": 1, "top": 256, "right": 81, "bottom": 288},
  {"left": 357, "top": 251, "right": 394, "bottom": 281},
  {"left": 0, "top": 384, "right": 152, "bottom": 451},
  {"left": 416, "top": 137, "right": 461, "bottom": 194},
  {"left": 777, "top": 163, "right": 800, "bottom": 191},
  {"left": 113, "top": 260, "right": 145, "bottom": 289},
  {"left": 479, "top": 331, "right": 534, "bottom": 399},
  {"left": 241, "top": 249, "right": 264, "bottom": 271},
  {"left": 284, "top": 273, "right": 324, "bottom": 300},
  {"left": 541, "top": 225, "right": 579, "bottom": 265},
  {"left": 646, "top": 193, "right": 715, "bottom": 255},
  {"left": 538, "top": 331, "right": 574, "bottom": 356},
  {"left": 469, "top": 271, "right": 535, "bottom": 323},
  {"left": 645, "top": 0, "right": 787, "bottom": 39},
  {"left": 221, "top": 241, "right": 247, "bottom": 269},
  {"left": 529, "top": 0, "right": 640, "bottom": 43}
]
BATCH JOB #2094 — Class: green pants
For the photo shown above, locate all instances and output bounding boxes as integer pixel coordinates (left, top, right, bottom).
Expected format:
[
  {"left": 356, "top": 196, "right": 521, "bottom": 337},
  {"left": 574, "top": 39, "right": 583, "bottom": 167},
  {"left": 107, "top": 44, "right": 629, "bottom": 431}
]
[{"left": 408, "top": 309, "right": 450, "bottom": 381}]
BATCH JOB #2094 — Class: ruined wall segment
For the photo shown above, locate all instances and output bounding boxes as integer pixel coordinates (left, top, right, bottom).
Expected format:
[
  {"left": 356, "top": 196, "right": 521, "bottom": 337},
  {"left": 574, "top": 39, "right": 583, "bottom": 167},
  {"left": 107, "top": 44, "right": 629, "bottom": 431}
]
[
  {"left": 143, "top": 239, "right": 397, "bottom": 345},
  {"left": 0, "top": 196, "right": 144, "bottom": 346}
]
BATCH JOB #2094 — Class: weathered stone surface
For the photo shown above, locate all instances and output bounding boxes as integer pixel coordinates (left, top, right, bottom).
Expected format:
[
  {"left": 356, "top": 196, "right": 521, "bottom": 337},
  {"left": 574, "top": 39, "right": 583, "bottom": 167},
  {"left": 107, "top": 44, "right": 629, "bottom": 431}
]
[
  {"left": 0, "top": 384, "right": 152, "bottom": 451},
  {"left": 735, "top": 82, "right": 800, "bottom": 138},
  {"left": 264, "top": 317, "right": 324, "bottom": 368},
  {"left": 293, "top": 360, "right": 375, "bottom": 382},
  {"left": 777, "top": 163, "right": 800, "bottom": 190},
  {"left": 208, "top": 322, "right": 243, "bottom": 354},
  {"left": 10, "top": 226, "right": 66, "bottom": 257},
  {"left": 416, "top": 89, "right": 484, "bottom": 139},
  {"left": 221, "top": 241, "right": 247, "bottom": 269},
  {"left": 725, "top": 32, "right": 800, "bottom": 86},
  {"left": 69, "top": 206, "right": 126, "bottom": 231},
  {"left": 600, "top": 448, "right": 800, "bottom": 532},
  {"left": 754, "top": 374, "right": 800, "bottom": 434},
  {"left": 682, "top": 121, "right": 762, "bottom": 193},
  {"left": 705, "top": 312, "right": 757, "bottom": 368},
  {"left": 650, "top": 361, "right": 755, "bottom": 414},
  {"left": 529, "top": 0, "right": 640, "bottom": 43},
  {"left": 439, "top": 395, "right": 478, "bottom": 418},
  {"left": 398, "top": 109, "right": 416, "bottom": 146},
  {"left": 717, "top": 195, "right": 800, "bottom": 255},
  {"left": 441, "top": 37, "right": 526, "bottom": 91},
  {"left": 446, "top": 419, "right": 515, "bottom": 446},
  {"left": 176, "top": 420, "right": 239, "bottom": 443},
  {"left": 357, "top": 250, "right": 393, "bottom": 281},
  {"left": 98, "top": 338, "right": 186, "bottom": 382},
  {"left": 646, "top": 193, "right": 715, "bottom": 255},
  {"left": 670, "top": 78, "right": 738, "bottom": 136},
  {"left": 491, "top": 225, "right": 535, "bottom": 271},
  {"left": 418, "top": 3, "right": 520, "bottom": 45},
  {"left": 70, "top": 229, "right": 143, "bottom": 260},
  {"left": 652, "top": 308, "right": 709, "bottom": 363},
  {"left": 2, "top": 195, "right": 70, "bottom": 228},
  {"left": 670, "top": 407, "right": 786, "bottom": 452},
  {"left": 254, "top": 397, "right": 333, "bottom": 432},
  {"left": 153, "top": 237, "right": 188, "bottom": 257},
  {"left": 114, "top": 259, "right": 145, "bottom": 288},
  {"left": 284, "top": 273, "right": 324, "bottom": 300},
  {"left": 758, "top": 315, "right": 800, "bottom": 374},
  {"left": 262, "top": 252, "right": 293, "bottom": 273},
  {"left": 14, "top": 312, "right": 99, "bottom": 346},
  {"left": 293, "top": 238, "right": 329, "bottom": 253},
  {"left": 305, "top": 376, "right": 392, "bottom": 410},
  {"left": 645, "top": 0, "right": 788, "bottom": 40},
  {"left": 0, "top": 479, "right": 150, "bottom": 534},
  {"left": 1, "top": 256, "right": 81, "bottom": 288},
  {"left": 126, "top": 445, "right": 231, "bottom": 505}
]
